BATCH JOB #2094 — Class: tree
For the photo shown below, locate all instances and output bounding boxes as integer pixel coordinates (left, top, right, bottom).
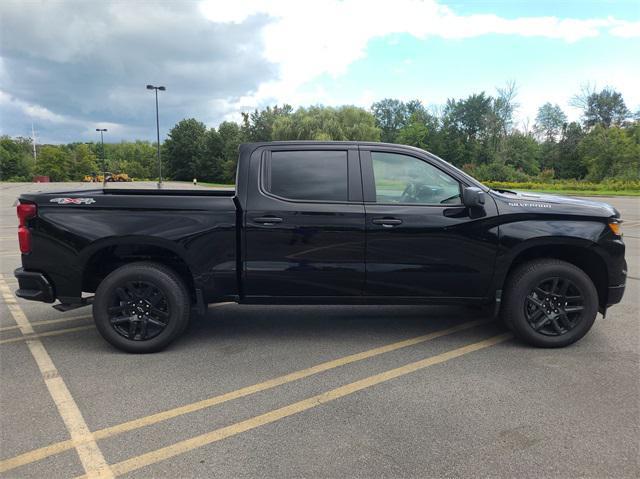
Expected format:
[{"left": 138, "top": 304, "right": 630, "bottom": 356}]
[
  {"left": 556, "top": 122, "right": 587, "bottom": 179},
  {"left": 572, "top": 87, "right": 631, "bottom": 128},
  {"left": 69, "top": 144, "right": 98, "bottom": 180},
  {"left": 579, "top": 125, "right": 639, "bottom": 180},
  {"left": 271, "top": 105, "right": 380, "bottom": 141},
  {"left": 106, "top": 141, "right": 157, "bottom": 179},
  {"left": 534, "top": 103, "right": 567, "bottom": 141},
  {"left": 495, "top": 131, "right": 541, "bottom": 176},
  {"left": 241, "top": 105, "right": 292, "bottom": 142},
  {"left": 0, "top": 136, "right": 33, "bottom": 180},
  {"left": 198, "top": 128, "right": 224, "bottom": 182},
  {"left": 163, "top": 119, "right": 208, "bottom": 180},
  {"left": 441, "top": 92, "right": 494, "bottom": 166},
  {"left": 218, "top": 121, "right": 243, "bottom": 183},
  {"left": 36, "top": 146, "right": 72, "bottom": 181},
  {"left": 492, "top": 80, "right": 519, "bottom": 138},
  {"left": 371, "top": 99, "right": 412, "bottom": 143}
]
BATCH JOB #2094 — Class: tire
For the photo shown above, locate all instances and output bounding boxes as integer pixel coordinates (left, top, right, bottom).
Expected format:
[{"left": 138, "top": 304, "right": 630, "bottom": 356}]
[
  {"left": 502, "top": 259, "right": 598, "bottom": 348},
  {"left": 93, "top": 262, "right": 191, "bottom": 353}
]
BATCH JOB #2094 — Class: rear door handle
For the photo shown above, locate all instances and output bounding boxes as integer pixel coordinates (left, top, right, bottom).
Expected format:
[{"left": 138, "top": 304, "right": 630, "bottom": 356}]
[
  {"left": 372, "top": 218, "right": 402, "bottom": 227},
  {"left": 253, "top": 216, "right": 283, "bottom": 225}
]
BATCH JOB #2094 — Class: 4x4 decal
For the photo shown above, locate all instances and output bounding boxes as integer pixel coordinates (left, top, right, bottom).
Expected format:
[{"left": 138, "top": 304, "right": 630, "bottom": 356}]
[{"left": 49, "top": 197, "right": 96, "bottom": 205}]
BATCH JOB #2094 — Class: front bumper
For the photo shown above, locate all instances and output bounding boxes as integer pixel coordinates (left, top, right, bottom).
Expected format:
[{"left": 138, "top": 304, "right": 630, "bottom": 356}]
[
  {"left": 607, "top": 284, "right": 625, "bottom": 307},
  {"left": 14, "top": 268, "right": 55, "bottom": 303}
]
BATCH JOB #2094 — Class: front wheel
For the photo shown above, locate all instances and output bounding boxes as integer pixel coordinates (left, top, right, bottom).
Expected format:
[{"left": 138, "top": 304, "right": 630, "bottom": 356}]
[
  {"left": 502, "top": 259, "right": 598, "bottom": 348},
  {"left": 93, "top": 262, "right": 191, "bottom": 353}
]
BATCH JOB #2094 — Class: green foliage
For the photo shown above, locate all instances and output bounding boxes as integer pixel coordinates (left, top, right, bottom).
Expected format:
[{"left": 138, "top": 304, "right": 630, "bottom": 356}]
[
  {"left": 371, "top": 99, "right": 415, "bottom": 142},
  {"left": 495, "top": 131, "right": 540, "bottom": 176},
  {"left": 534, "top": 103, "right": 567, "bottom": 141},
  {"left": 241, "top": 105, "right": 293, "bottom": 142},
  {"left": 163, "top": 118, "right": 209, "bottom": 181},
  {"left": 1, "top": 136, "right": 34, "bottom": 180},
  {"left": 2, "top": 86, "right": 637, "bottom": 188},
  {"left": 36, "top": 146, "right": 72, "bottom": 181},
  {"left": 576, "top": 87, "right": 631, "bottom": 128},
  {"left": 484, "top": 179, "right": 640, "bottom": 195},
  {"left": 271, "top": 105, "right": 381, "bottom": 141},
  {"left": 578, "top": 125, "right": 640, "bottom": 181},
  {"left": 69, "top": 144, "right": 99, "bottom": 180},
  {"left": 218, "top": 121, "right": 243, "bottom": 183}
]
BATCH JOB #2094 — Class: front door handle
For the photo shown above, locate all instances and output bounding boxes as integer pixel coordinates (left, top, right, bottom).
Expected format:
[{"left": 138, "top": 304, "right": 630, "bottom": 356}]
[
  {"left": 253, "top": 216, "right": 283, "bottom": 225},
  {"left": 372, "top": 218, "right": 402, "bottom": 227}
]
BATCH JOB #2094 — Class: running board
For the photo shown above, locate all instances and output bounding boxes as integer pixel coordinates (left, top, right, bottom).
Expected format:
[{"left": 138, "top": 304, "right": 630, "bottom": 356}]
[{"left": 53, "top": 296, "right": 94, "bottom": 312}]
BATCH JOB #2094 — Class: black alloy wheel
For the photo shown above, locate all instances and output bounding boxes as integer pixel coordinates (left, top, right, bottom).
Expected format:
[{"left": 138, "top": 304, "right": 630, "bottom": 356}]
[
  {"left": 94, "top": 262, "right": 190, "bottom": 353},
  {"left": 502, "top": 259, "right": 598, "bottom": 348},
  {"left": 108, "top": 281, "right": 170, "bottom": 341},
  {"left": 525, "top": 277, "right": 585, "bottom": 336}
]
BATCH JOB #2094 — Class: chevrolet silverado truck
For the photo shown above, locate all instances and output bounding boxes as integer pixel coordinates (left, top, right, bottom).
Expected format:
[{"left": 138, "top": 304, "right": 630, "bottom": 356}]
[{"left": 14, "top": 142, "right": 626, "bottom": 353}]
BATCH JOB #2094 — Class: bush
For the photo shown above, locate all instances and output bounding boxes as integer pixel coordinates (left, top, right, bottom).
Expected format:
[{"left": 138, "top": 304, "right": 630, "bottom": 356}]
[{"left": 483, "top": 179, "right": 640, "bottom": 192}]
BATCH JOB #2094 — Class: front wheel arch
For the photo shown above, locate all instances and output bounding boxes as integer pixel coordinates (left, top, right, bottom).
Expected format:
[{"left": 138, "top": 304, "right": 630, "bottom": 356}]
[{"left": 498, "top": 242, "right": 608, "bottom": 310}]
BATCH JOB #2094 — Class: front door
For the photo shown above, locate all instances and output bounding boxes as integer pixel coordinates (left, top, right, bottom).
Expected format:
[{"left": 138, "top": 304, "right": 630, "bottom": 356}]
[
  {"left": 244, "top": 146, "right": 365, "bottom": 298},
  {"left": 361, "top": 148, "right": 499, "bottom": 298}
]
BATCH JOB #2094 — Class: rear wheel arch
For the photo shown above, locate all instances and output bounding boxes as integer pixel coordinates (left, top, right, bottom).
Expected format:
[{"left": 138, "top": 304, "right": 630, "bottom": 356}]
[{"left": 80, "top": 241, "right": 196, "bottom": 302}]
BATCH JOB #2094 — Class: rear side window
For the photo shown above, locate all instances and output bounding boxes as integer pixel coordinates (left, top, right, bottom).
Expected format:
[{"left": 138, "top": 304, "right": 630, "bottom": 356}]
[{"left": 266, "top": 150, "right": 348, "bottom": 201}]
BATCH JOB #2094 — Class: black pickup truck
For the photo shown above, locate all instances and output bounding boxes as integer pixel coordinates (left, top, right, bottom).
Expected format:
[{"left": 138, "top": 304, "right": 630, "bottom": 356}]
[{"left": 15, "top": 142, "right": 626, "bottom": 352}]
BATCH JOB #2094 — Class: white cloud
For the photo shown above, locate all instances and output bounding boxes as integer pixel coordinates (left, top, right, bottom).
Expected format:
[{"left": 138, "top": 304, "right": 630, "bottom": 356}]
[
  {"left": 0, "top": 90, "right": 73, "bottom": 124},
  {"left": 200, "top": 0, "right": 640, "bottom": 111}
]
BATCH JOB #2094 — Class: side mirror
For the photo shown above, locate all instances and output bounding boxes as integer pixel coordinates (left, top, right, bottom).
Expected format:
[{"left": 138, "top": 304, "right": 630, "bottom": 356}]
[{"left": 463, "top": 187, "right": 485, "bottom": 208}]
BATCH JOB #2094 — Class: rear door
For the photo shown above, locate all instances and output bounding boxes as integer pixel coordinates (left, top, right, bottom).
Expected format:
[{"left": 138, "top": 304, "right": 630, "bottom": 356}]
[
  {"left": 244, "top": 145, "right": 365, "bottom": 298},
  {"left": 361, "top": 147, "right": 499, "bottom": 298}
]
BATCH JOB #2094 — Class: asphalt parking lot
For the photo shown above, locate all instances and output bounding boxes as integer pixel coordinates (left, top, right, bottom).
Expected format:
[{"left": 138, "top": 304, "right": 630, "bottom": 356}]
[{"left": 0, "top": 182, "right": 638, "bottom": 478}]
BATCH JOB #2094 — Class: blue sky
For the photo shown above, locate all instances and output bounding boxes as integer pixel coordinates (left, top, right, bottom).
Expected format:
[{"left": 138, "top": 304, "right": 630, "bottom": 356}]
[
  {"left": 440, "top": 0, "right": 640, "bottom": 19},
  {"left": 1, "top": 0, "right": 639, "bottom": 143}
]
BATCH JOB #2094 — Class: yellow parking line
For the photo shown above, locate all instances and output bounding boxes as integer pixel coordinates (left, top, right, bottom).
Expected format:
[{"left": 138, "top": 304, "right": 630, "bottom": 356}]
[
  {"left": 87, "top": 333, "right": 512, "bottom": 478},
  {"left": 0, "top": 315, "right": 92, "bottom": 332},
  {"left": 0, "top": 318, "right": 490, "bottom": 474},
  {"left": 0, "top": 275, "right": 113, "bottom": 479},
  {"left": 0, "top": 325, "right": 95, "bottom": 345}
]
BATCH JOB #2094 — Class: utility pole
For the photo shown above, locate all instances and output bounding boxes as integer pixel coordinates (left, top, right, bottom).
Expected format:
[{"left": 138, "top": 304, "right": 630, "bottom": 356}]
[
  {"left": 96, "top": 128, "right": 107, "bottom": 187},
  {"left": 146, "top": 84, "right": 166, "bottom": 189}
]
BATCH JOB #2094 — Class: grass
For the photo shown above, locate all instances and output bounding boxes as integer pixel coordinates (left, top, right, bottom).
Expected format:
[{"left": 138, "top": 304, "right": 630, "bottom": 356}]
[
  {"left": 168, "top": 180, "right": 640, "bottom": 196},
  {"left": 198, "top": 182, "right": 234, "bottom": 188},
  {"left": 505, "top": 188, "right": 640, "bottom": 197},
  {"left": 484, "top": 180, "right": 640, "bottom": 197}
]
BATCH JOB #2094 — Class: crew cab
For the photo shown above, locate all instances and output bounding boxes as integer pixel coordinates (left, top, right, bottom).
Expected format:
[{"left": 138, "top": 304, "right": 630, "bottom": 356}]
[{"left": 14, "top": 142, "right": 627, "bottom": 352}]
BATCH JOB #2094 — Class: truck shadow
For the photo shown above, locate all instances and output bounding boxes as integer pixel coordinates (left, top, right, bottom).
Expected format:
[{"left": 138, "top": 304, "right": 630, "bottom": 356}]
[{"left": 182, "top": 304, "right": 501, "bottom": 345}]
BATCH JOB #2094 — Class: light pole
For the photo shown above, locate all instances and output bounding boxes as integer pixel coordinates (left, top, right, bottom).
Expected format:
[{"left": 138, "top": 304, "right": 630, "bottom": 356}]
[
  {"left": 95, "top": 128, "right": 107, "bottom": 187},
  {"left": 146, "top": 84, "right": 166, "bottom": 188}
]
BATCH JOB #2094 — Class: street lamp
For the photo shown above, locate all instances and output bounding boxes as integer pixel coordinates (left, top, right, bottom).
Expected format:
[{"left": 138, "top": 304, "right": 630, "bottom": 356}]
[
  {"left": 146, "top": 84, "right": 166, "bottom": 188},
  {"left": 95, "top": 128, "right": 107, "bottom": 187}
]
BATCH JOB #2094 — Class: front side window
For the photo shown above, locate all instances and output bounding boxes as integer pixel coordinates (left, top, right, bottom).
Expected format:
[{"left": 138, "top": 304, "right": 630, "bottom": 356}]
[
  {"left": 266, "top": 150, "right": 348, "bottom": 202},
  {"left": 371, "top": 152, "right": 461, "bottom": 205}
]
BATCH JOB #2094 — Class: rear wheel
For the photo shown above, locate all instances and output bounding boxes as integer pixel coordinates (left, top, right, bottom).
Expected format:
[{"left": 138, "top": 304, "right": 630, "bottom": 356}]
[
  {"left": 502, "top": 259, "right": 598, "bottom": 348},
  {"left": 93, "top": 262, "right": 190, "bottom": 353}
]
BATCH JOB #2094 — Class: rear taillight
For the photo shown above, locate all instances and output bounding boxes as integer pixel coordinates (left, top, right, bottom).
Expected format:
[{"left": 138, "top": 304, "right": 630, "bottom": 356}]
[{"left": 17, "top": 202, "right": 37, "bottom": 254}]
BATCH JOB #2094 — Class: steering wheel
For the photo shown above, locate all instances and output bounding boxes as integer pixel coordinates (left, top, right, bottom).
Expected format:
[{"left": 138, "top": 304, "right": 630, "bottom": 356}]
[
  {"left": 400, "top": 183, "right": 417, "bottom": 203},
  {"left": 439, "top": 193, "right": 461, "bottom": 204}
]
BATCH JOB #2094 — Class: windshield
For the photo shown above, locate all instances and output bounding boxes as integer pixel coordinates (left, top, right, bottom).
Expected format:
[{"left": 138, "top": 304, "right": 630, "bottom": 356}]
[{"left": 427, "top": 152, "right": 489, "bottom": 191}]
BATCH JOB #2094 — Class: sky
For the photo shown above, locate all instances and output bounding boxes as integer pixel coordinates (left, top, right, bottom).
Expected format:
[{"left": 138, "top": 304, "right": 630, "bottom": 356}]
[{"left": 0, "top": 0, "right": 638, "bottom": 144}]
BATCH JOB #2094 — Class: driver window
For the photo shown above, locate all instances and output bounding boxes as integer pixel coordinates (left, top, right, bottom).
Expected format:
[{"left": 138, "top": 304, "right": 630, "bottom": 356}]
[{"left": 371, "top": 152, "right": 461, "bottom": 205}]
